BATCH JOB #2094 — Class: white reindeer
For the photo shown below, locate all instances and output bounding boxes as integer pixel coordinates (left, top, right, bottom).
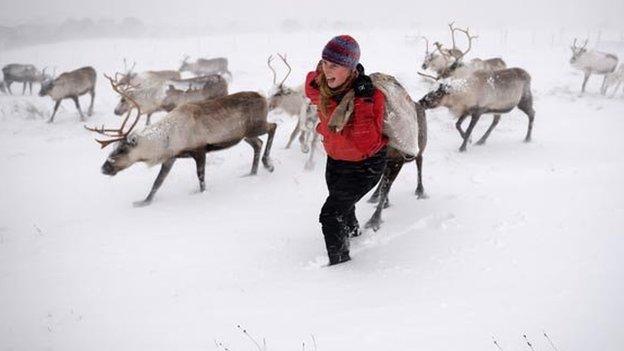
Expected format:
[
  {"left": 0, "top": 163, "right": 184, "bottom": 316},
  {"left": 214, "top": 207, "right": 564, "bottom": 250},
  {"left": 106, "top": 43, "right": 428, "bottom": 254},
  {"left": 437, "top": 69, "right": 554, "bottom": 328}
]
[
  {"left": 266, "top": 54, "right": 320, "bottom": 169},
  {"left": 569, "top": 39, "right": 619, "bottom": 94},
  {"left": 604, "top": 64, "right": 624, "bottom": 98}
]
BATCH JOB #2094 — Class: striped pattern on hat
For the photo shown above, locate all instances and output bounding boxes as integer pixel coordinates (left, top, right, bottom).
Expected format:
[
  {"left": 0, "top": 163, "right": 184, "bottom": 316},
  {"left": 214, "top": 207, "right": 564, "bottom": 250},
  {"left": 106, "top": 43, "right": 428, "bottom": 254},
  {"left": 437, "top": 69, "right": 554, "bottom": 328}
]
[{"left": 322, "top": 35, "right": 360, "bottom": 69}]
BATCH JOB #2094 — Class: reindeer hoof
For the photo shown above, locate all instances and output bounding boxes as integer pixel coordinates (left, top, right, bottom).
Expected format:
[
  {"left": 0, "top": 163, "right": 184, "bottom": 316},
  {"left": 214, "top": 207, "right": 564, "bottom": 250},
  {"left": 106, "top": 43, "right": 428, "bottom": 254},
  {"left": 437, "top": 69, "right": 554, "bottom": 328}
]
[
  {"left": 133, "top": 199, "right": 153, "bottom": 207},
  {"left": 524, "top": 138, "right": 532, "bottom": 143},
  {"left": 304, "top": 160, "right": 315, "bottom": 171},
  {"left": 46, "top": 119, "right": 53, "bottom": 124},
  {"left": 365, "top": 218, "right": 381, "bottom": 232},
  {"left": 367, "top": 195, "right": 379, "bottom": 204},
  {"left": 475, "top": 139, "right": 486, "bottom": 145},
  {"left": 416, "top": 191, "right": 429, "bottom": 199},
  {"left": 459, "top": 146, "right": 467, "bottom": 152}
]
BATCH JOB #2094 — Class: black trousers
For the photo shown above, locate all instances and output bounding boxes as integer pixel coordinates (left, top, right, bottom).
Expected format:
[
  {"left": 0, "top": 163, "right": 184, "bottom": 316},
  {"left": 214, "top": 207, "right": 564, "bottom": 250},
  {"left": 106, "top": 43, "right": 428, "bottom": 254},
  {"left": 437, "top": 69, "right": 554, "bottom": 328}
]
[{"left": 319, "top": 147, "right": 387, "bottom": 256}]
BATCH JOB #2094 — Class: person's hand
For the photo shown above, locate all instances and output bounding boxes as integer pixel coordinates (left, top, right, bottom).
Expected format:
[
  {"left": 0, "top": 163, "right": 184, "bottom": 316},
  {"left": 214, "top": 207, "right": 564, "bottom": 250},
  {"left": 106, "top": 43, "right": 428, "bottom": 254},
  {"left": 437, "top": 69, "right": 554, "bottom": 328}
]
[{"left": 353, "top": 64, "right": 374, "bottom": 98}]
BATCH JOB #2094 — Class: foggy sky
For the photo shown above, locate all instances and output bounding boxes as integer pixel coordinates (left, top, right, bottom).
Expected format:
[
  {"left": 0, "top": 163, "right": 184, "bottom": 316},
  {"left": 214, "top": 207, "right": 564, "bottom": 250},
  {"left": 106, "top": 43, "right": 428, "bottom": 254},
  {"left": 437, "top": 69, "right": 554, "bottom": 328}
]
[{"left": 1, "top": 0, "right": 622, "bottom": 30}]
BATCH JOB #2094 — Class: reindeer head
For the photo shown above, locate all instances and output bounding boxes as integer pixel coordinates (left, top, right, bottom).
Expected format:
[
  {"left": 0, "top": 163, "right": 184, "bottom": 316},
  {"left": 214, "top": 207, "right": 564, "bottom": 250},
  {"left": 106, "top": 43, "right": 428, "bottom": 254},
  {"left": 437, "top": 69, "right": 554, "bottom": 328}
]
[
  {"left": 114, "top": 95, "right": 133, "bottom": 115},
  {"left": 419, "top": 84, "right": 451, "bottom": 109},
  {"left": 161, "top": 85, "right": 182, "bottom": 112},
  {"left": 86, "top": 74, "right": 145, "bottom": 175},
  {"left": 117, "top": 58, "right": 137, "bottom": 85},
  {"left": 101, "top": 133, "right": 141, "bottom": 175},
  {"left": 570, "top": 39, "right": 589, "bottom": 64},
  {"left": 38, "top": 76, "right": 56, "bottom": 97},
  {"left": 420, "top": 23, "right": 476, "bottom": 77},
  {"left": 266, "top": 53, "right": 295, "bottom": 111}
]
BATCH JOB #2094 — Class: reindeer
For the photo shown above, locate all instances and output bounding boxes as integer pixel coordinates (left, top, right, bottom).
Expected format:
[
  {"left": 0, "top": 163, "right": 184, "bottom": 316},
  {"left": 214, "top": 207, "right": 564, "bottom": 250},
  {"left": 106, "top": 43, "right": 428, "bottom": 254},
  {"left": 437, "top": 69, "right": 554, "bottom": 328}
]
[
  {"left": 569, "top": 39, "right": 619, "bottom": 94},
  {"left": 267, "top": 54, "right": 320, "bottom": 162},
  {"left": 0, "top": 80, "right": 6, "bottom": 94},
  {"left": 421, "top": 23, "right": 506, "bottom": 80},
  {"left": 160, "top": 75, "right": 228, "bottom": 112},
  {"left": 39, "top": 66, "right": 96, "bottom": 123},
  {"left": 116, "top": 59, "right": 181, "bottom": 86},
  {"left": 604, "top": 63, "right": 624, "bottom": 98},
  {"left": 420, "top": 36, "right": 463, "bottom": 75},
  {"left": 113, "top": 69, "right": 181, "bottom": 125},
  {"left": 86, "top": 75, "right": 277, "bottom": 207},
  {"left": 179, "top": 56, "right": 232, "bottom": 81},
  {"left": 2, "top": 64, "right": 48, "bottom": 95},
  {"left": 419, "top": 68, "right": 535, "bottom": 152},
  {"left": 364, "top": 74, "right": 428, "bottom": 231},
  {"left": 167, "top": 74, "right": 226, "bottom": 91}
]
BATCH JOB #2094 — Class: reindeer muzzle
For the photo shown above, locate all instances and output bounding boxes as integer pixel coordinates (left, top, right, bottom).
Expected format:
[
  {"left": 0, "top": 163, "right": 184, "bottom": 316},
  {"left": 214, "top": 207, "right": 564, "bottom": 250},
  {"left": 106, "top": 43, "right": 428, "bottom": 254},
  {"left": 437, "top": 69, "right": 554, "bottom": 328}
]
[{"left": 101, "top": 161, "right": 117, "bottom": 176}]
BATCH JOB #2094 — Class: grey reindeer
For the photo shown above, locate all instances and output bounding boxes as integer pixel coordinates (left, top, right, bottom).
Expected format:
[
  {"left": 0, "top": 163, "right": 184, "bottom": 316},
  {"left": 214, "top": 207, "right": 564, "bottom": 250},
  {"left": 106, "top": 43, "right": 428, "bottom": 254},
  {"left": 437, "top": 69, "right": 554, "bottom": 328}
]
[{"left": 39, "top": 66, "right": 96, "bottom": 123}]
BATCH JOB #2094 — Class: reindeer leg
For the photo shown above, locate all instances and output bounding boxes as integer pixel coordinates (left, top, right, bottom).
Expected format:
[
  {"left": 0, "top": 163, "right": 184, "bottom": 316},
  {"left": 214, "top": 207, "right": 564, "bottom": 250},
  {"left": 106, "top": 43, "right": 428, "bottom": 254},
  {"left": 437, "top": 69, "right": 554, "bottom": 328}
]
[
  {"left": 191, "top": 149, "right": 206, "bottom": 192},
  {"left": 415, "top": 154, "right": 428, "bottom": 199},
  {"left": 459, "top": 113, "right": 481, "bottom": 152},
  {"left": 244, "top": 137, "right": 263, "bottom": 175},
  {"left": 6, "top": 81, "right": 13, "bottom": 95},
  {"left": 600, "top": 75, "right": 608, "bottom": 95},
  {"left": 22, "top": 82, "right": 27, "bottom": 95},
  {"left": 29, "top": 82, "right": 33, "bottom": 95},
  {"left": 71, "top": 96, "right": 85, "bottom": 121},
  {"left": 304, "top": 130, "right": 320, "bottom": 170},
  {"left": 476, "top": 114, "right": 501, "bottom": 145},
  {"left": 134, "top": 158, "right": 176, "bottom": 207},
  {"left": 145, "top": 113, "right": 152, "bottom": 126},
  {"left": 261, "top": 122, "right": 277, "bottom": 172},
  {"left": 88, "top": 88, "right": 95, "bottom": 116},
  {"left": 47, "top": 100, "right": 61, "bottom": 123},
  {"left": 581, "top": 72, "right": 590, "bottom": 93},
  {"left": 365, "top": 157, "right": 404, "bottom": 232},
  {"left": 518, "top": 100, "right": 536, "bottom": 143},
  {"left": 299, "top": 130, "right": 310, "bottom": 153},
  {"left": 367, "top": 181, "right": 383, "bottom": 204},
  {"left": 286, "top": 122, "right": 300, "bottom": 149},
  {"left": 610, "top": 81, "right": 622, "bottom": 98},
  {"left": 455, "top": 113, "right": 468, "bottom": 139}
]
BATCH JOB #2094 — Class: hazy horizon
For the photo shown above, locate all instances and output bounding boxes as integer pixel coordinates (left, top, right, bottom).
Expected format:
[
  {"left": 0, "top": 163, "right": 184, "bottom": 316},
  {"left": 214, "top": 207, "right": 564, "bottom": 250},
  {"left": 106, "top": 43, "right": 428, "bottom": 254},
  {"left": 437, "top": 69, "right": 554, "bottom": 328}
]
[{"left": 1, "top": 0, "right": 622, "bottom": 30}]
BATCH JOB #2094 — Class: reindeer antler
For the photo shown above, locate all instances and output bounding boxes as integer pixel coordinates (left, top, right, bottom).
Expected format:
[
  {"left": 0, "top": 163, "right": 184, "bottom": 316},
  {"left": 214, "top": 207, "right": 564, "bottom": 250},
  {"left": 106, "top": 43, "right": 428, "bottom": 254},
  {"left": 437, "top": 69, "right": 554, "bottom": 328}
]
[
  {"left": 448, "top": 22, "right": 478, "bottom": 63},
  {"left": 123, "top": 58, "right": 136, "bottom": 74},
  {"left": 277, "top": 53, "right": 292, "bottom": 87},
  {"left": 420, "top": 36, "right": 430, "bottom": 55},
  {"left": 267, "top": 55, "right": 277, "bottom": 86},
  {"left": 84, "top": 74, "right": 142, "bottom": 148},
  {"left": 418, "top": 71, "right": 441, "bottom": 81}
]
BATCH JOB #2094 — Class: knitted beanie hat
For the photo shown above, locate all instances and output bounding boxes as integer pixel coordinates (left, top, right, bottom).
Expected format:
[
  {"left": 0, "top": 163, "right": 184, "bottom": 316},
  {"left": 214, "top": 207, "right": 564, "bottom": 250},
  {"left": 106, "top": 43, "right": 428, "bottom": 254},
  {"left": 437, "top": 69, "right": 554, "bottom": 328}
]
[{"left": 321, "top": 35, "right": 360, "bottom": 69}]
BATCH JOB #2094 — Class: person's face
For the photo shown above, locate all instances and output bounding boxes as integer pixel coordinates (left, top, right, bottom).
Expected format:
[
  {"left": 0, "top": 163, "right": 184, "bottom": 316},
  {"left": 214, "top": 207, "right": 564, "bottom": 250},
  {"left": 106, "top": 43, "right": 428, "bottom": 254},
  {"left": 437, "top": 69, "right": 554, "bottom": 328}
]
[{"left": 322, "top": 59, "right": 353, "bottom": 89}]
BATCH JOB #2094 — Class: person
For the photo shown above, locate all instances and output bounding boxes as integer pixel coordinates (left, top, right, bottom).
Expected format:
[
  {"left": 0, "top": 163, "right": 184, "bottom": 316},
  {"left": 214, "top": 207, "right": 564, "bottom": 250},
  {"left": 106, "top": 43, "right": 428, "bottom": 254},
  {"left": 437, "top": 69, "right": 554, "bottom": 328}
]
[{"left": 305, "top": 35, "right": 388, "bottom": 266}]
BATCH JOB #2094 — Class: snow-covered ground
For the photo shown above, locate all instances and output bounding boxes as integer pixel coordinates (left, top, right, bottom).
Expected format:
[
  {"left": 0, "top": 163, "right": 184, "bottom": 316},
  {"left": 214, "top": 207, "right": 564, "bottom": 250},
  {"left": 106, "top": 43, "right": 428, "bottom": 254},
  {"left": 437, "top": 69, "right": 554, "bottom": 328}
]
[{"left": 1, "top": 28, "right": 623, "bottom": 351}]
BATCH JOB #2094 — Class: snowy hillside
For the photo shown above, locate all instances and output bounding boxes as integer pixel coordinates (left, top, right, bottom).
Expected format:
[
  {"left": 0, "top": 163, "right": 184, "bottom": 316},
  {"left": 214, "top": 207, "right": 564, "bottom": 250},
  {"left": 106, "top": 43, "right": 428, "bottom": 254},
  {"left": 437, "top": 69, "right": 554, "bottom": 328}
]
[{"left": 1, "top": 28, "right": 623, "bottom": 351}]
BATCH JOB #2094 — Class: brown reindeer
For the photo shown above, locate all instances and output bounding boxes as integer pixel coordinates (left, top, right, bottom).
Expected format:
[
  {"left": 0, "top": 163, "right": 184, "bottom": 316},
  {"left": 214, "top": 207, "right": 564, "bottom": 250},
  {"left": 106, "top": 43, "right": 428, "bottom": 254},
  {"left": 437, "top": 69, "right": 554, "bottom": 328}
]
[
  {"left": 86, "top": 75, "right": 276, "bottom": 206},
  {"left": 39, "top": 66, "right": 96, "bottom": 123},
  {"left": 362, "top": 74, "right": 428, "bottom": 231},
  {"left": 160, "top": 75, "right": 228, "bottom": 112},
  {"left": 419, "top": 68, "right": 535, "bottom": 152}
]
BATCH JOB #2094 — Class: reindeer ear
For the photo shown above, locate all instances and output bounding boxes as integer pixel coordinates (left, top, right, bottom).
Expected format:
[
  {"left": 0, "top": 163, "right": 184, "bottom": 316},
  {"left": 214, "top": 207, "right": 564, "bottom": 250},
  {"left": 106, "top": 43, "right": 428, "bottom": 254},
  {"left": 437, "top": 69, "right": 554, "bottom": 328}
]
[{"left": 128, "top": 134, "right": 138, "bottom": 146}]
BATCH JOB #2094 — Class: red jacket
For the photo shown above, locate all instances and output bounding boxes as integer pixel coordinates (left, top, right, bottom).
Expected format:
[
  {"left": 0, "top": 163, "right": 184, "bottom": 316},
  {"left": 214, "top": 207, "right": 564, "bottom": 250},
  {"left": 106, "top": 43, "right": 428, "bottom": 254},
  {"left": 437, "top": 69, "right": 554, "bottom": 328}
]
[{"left": 305, "top": 71, "right": 387, "bottom": 161}]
